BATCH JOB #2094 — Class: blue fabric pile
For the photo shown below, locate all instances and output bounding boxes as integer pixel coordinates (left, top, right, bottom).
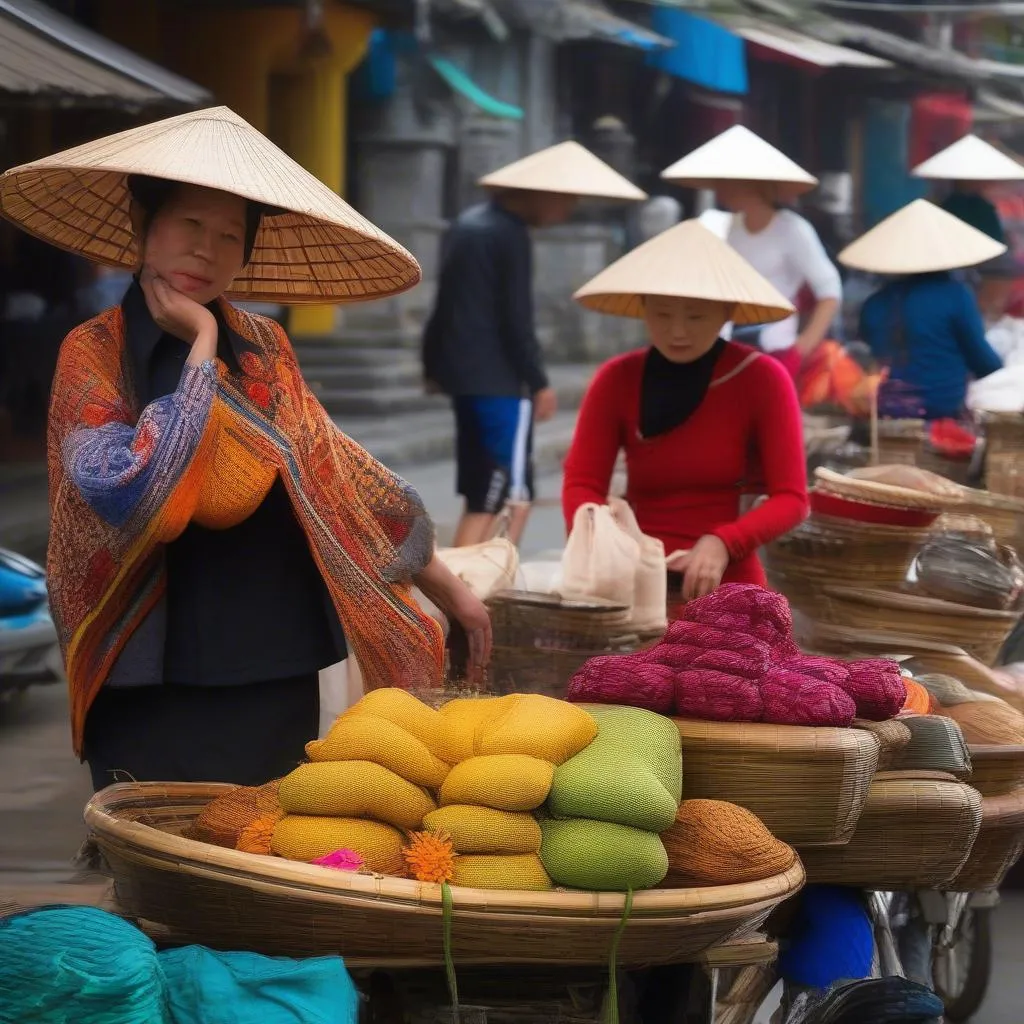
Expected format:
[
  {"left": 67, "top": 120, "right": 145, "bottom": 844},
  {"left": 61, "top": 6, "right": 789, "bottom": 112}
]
[{"left": 0, "top": 907, "right": 358, "bottom": 1024}]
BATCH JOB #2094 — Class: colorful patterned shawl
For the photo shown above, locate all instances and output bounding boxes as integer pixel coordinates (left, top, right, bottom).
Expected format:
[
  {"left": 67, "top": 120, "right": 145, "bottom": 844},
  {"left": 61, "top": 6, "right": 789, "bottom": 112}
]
[{"left": 48, "top": 302, "right": 443, "bottom": 755}]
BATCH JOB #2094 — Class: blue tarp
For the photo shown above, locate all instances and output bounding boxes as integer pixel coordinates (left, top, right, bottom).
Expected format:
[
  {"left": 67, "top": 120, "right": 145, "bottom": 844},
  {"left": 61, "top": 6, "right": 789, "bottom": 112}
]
[{"left": 646, "top": 9, "right": 747, "bottom": 96}]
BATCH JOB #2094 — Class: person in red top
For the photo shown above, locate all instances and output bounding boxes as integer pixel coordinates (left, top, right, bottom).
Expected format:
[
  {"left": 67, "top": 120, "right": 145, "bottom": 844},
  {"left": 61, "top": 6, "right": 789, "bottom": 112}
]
[{"left": 565, "top": 219, "right": 809, "bottom": 606}]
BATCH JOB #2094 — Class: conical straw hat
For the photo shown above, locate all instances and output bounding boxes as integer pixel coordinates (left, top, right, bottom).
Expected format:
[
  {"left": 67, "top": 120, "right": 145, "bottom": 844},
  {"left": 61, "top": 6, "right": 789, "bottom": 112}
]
[
  {"left": 573, "top": 219, "right": 795, "bottom": 324},
  {"left": 838, "top": 199, "right": 1006, "bottom": 275},
  {"left": 0, "top": 106, "right": 419, "bottom": 304},
  {"left": 660, "top": 125, "right": 818, "bottom": 195},
  {"left": 477, "top": 140, "right": 647, "bottom": 201},
  {"left": 912, "top": 134, "right": 1024, "bottom": 182}
]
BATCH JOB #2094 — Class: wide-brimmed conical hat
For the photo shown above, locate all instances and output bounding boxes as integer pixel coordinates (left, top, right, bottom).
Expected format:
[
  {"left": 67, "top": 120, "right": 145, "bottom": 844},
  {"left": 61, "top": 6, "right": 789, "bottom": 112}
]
[
  {"left": 0, "top": 106, "right": 419, "bottom": 304},
  {"left": 660, "top": 125, "right": 818, "bottom": 196},
  {"left": 912, "top": 134, "right": 1024, "bottom": 182},
  {"left": 477, "top": 140, "right": 647, "bottom": 201},
  {"left": 573, "top": 219, "right": 794, "bottom": 324},
  {"left": 838, "top": 199, "right": 1007, "bottom": 275}
]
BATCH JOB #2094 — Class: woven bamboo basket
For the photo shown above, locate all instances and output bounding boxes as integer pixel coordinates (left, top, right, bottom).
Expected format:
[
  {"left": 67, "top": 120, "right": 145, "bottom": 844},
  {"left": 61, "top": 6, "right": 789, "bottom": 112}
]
[
  {"left": 982, "top": 412, "right": 1024, "bottom": 459},
  {"left": 918, "top": 445, "right": 973, "bottom": 487},
  {"left": 853, "top": 718, "right": 912, "bottom": 771},
  {"left": 797, "top": 771, "right": 983, "bottom": 890},
  {"left": 876, "top": 420, "right": 926, "bottom": 467},
  {"left": 967, "top": 744, "right": 1024, "bottom": 797},
  {"left": 673, "top": 720, "right": 879, "bottom": 847},
  {"left": 898, "top": 714, "right": 971, "bottom": 777},
  {"left": 487, "top": 592, "right": 633, "bottom": 651},
  {"left": 819, "top": 586, "right": 1021, "bottom": 666},
  {"left": 985, "top": 452, "right": 1024, "bottom": 500},
  {"left": 948, "top": 786, "right": 1024, "bottom": 892},
  {"left": 956, "top": 487, "right": 1024, "bottom": 552},
  {"left": 488, "top": 641, "right": 641, "bottom": 700},
  {"left": 765, "top": 515, "right": 926, "bottom": 613},
  {"left": 84, "top": 783, "right": 805, "bottom": 966},
  {"left": 814, "top": 466, "right": 963, "bottom": 511}
]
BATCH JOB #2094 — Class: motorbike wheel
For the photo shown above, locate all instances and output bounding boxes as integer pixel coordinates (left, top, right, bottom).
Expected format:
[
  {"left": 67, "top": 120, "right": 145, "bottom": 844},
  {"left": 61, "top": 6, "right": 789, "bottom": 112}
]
[{"left": 931, "top": 905, "right": 992, "bottom": 1023}]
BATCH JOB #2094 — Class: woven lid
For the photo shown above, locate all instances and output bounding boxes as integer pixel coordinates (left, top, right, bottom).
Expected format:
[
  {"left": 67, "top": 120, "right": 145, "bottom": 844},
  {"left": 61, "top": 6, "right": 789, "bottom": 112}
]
[
  {"left": 0, "top": 105, "right": 420, "bottom": 304},
  {"left": 659, "top": 125, "right": 818, "bottom": 194},
  {"left": 573, "top": 218, "right": 794, "bottom": 324},
  {"left": 912, "top": 134, "right": 1024, "bottom": 182},
  {"left": 477, "top": 140, "right": 647, "bottom": 201},
  {"left": 838, "top": 199, "right": 1006, "bottom": 275}
]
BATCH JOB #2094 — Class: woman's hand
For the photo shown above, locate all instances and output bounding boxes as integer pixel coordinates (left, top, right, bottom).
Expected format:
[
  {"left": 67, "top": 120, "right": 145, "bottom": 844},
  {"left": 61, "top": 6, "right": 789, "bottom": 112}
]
[
  {"left": 667, "top": 535, "right": 730, "bottom": 601},
  {"left": 140, "top": 268, "right": 217, "bottom": 362}
]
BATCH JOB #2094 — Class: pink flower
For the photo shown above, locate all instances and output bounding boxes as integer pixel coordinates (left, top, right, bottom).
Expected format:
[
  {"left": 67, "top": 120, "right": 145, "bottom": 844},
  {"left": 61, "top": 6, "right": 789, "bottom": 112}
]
[{"left": 312, "top": 848, "right": 366, "bottom": 872}]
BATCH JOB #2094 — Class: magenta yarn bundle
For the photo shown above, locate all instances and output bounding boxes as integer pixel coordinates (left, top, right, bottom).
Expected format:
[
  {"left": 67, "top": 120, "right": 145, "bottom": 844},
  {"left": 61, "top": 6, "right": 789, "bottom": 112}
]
[{"left": 566, "top": 584, "right": 907, "bottom": 726}]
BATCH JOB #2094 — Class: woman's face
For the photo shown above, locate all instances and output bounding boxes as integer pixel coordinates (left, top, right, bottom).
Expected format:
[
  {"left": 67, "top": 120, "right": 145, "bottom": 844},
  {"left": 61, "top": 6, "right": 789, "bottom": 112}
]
[
  {"left": 643, "top": 295, "right": 731, "bottom": 363},
  {"left": 137, "top": 184, "right": 248, "bottom": 305},
  {"left": 715, "top": 181, "right": 774, "bottom": 213}
]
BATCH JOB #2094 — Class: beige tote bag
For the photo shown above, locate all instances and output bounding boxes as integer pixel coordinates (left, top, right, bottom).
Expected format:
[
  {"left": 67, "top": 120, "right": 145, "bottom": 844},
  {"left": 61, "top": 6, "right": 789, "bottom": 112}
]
[
  {"left": 610, "top": 497, "right": 668, "bottom": 633},
  {"left": 561, "top": 502, "right": 640, "bottom": 610},
  {"left": 435, "top": 537, "right": 520, "bottom": 601}
]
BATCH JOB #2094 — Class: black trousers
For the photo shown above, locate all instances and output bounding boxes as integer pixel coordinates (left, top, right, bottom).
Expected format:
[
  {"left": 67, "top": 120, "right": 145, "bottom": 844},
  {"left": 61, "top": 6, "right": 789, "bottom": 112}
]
[{"left": 84, "top": 674, "right": 319, "bottom": 791}]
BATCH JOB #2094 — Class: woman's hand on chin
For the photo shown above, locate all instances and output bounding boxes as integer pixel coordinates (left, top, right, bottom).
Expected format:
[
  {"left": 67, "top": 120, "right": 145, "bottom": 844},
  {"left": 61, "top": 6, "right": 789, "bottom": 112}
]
[
  {"left": 140, "top": 267, "right": 218, "bottom": 361},
  {"left": 667, "top": 535, "right": 730, "bottom": 601}
]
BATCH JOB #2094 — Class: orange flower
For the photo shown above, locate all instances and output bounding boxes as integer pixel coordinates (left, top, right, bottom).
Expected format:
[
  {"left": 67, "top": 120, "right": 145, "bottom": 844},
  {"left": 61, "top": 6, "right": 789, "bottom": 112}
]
[
  {"left": 403, "top": 830, "right": 456, "bottom": 884},
  {"left": 236, "top": 813, "right": 280, "bottom": 856}
]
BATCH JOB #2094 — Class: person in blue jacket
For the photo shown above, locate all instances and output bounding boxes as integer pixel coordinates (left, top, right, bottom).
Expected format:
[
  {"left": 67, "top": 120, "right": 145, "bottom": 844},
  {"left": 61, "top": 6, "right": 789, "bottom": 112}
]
[{"left": 841, "top": 199, "right": 1005, "bottom": 421}]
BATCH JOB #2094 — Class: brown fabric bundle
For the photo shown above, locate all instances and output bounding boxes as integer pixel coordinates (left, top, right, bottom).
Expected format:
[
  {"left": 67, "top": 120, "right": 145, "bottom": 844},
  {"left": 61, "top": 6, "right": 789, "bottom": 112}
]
[
  {"left": 661, "top": 799, "right": 796, "bottom": 887},
  {"left": 945, "top": 701, "right": 1024, "bottom": 745},
  {"left": 188, "top": 780, "right": 282, "bottom": 851}
]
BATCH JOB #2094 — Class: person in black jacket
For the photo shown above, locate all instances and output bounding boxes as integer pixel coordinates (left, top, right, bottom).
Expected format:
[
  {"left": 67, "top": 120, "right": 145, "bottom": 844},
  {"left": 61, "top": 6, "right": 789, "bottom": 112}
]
[{"left": 423, "top": 141, "right": 646, "bottom": 547}]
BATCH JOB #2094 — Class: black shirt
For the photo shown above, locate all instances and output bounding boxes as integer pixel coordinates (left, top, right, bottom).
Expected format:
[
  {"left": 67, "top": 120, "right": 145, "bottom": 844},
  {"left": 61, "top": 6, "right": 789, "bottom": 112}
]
[
  {"left": 422, "top": 201, "right": 549, "bottom": 398},
  {"left": 122, "top": 282, "right": 345, "bottom": 685}
]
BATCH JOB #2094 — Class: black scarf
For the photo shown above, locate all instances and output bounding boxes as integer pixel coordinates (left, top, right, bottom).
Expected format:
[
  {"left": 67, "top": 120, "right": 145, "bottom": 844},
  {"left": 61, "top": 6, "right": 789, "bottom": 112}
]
[{"left": 639, "top": 341, "right": 726, "bottom": 439}]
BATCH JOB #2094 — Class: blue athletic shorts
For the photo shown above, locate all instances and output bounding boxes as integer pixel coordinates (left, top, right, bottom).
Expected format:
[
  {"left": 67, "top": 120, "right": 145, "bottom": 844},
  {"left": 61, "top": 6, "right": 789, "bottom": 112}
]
[{"left": 453, "top": 396, "right": 535, "bottom": 514}]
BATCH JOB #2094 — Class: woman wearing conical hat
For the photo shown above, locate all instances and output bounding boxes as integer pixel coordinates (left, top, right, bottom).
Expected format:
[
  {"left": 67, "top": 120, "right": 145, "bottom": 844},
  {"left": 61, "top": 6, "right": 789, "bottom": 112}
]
[
  {"left": 564, "top": 221, "right": 808, "bottom": 606},
  {"left": 0, "top": 107, "right": 491, "bottom": 789},
  {"left": 912, "top": 134, "right": 1024, "bottom": 244},
  {"left": 842, "top": 199, "right": 1005, "bottom": 423},
  {"left": 662, "top": 126, "right": 842, "bottom": 382},
  {"left": 423, "top": 141, "right": 646, "bottom": 550}
]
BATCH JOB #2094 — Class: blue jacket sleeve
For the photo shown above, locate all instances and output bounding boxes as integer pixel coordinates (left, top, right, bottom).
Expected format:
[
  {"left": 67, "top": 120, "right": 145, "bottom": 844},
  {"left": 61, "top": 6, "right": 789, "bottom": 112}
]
[{"left": 953, "top": 283, "right": 1003, "bottom": 380}]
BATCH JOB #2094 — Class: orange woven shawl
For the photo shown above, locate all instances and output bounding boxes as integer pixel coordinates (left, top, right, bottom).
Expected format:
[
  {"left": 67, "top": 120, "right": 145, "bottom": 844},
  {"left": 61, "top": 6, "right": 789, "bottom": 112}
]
[{"left": 48, "top": 303, "right": 443, "bottom": 755}]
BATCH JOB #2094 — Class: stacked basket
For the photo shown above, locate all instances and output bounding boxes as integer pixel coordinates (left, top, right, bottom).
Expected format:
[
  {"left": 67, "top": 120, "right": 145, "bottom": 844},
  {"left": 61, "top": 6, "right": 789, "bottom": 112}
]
[{"left": 983, "top": 411, "right": 1024, "bottom": 499}]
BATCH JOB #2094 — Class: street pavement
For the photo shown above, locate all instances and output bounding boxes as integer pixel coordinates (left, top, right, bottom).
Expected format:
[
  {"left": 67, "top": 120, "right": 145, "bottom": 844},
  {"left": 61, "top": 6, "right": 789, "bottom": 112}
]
[{"left": 2, "top": 462, "right": 1024, "bottom": 1019}]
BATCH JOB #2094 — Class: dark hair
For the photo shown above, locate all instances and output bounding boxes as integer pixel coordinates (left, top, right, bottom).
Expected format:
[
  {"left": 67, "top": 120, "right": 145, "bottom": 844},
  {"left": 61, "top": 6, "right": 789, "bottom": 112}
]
[{"left": 126, "top": 174, "right": 263, "bottom": 265}]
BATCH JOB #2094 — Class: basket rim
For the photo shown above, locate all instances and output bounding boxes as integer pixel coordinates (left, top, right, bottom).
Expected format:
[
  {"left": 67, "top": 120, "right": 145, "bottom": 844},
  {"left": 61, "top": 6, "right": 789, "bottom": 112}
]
[
  {"left": 488, "top": 591, "right": 630, "bottom": 614},
  {"left": 959, "top": 487, "right": 1024, "bottom": 513},
  {"left": 814, "top": 467, "right": 963, "bottom": 510},
  {"left": 968, "top": 744, "right": 1024, "bottom": 761},
  {"left": 823, "top": 585, "right": 1023, "bottom": 622},
  {"left": 85, "top": 782, "right": 806, "bottom": 917}
]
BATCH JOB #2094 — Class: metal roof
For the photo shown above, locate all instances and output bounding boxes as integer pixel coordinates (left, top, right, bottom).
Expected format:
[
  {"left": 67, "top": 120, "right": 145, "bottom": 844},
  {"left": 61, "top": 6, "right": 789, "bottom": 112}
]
[{"left": 0, "top": 0, "right": 211, "bottom": 105}]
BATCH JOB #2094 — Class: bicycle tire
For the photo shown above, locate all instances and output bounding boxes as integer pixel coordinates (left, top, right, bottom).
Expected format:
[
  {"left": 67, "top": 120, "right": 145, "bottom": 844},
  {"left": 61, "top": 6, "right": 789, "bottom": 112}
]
[{"left": 934, "top": 906, "right": 993, "bottom": 1023}]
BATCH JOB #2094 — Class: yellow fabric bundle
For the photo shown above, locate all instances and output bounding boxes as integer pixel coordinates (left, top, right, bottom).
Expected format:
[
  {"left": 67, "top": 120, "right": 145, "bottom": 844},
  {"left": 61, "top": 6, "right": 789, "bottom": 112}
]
[
  {"left": 189, "top": 781, "right": 282, "bottom": 850},
  {"left": 661, "top": 800, "right": 796, "bottom": 888},
  {"left": 271, "top": 815, "right": 406, "bottom": 874},
  {"left": 452, "top": 853, "right": 553, "bottom": 891},
  {"left": 342, "top": 688, "right": 446, "bottom": 760},
  {"left": 477, "top": 694, "right": 598, "bottom": 764},
  {"left": 279, "top": 761, "right": 436, "bottom": 830},
  {"left": 305, "top": 713, "right": 450, "bottom": 788},
  {"left": 440, "top": 754, "right": 555, "bottom": 811},
  {"left": 435, "top": 695, "right": 517, "bottom": 764},
  {"left": 423, "top": 805, "right": 542, "bottom": 854}
]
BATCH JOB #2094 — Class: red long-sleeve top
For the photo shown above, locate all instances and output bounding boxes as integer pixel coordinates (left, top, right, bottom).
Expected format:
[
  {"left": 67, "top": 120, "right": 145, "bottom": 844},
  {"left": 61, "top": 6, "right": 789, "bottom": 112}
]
[{"left": 562, "top": 343, "right": 809, "bottom": 587}]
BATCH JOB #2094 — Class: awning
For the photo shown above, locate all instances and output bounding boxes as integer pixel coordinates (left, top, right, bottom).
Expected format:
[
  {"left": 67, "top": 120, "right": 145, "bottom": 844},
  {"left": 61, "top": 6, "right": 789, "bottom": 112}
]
[
  {"left": 0, "top": 0, "right": 210, "bottom": 105},
  {"left": 506, "top": 0, "right": 674, "bottom": 51},
  {"left": 719, "top": 17, "right": 893, "bottom": 70}
]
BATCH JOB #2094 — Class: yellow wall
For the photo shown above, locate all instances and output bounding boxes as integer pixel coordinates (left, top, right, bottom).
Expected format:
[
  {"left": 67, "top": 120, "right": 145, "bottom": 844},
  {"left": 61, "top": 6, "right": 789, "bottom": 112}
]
[{"left": 97, "top": 1, "right": 375, "bottom": 334}]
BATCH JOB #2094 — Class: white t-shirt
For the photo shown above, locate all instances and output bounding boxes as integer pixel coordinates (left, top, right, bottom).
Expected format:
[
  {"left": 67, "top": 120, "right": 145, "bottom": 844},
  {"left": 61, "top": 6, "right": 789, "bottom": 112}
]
[{"left": 698, "top": 208, "right": 843, "bottom": 353}]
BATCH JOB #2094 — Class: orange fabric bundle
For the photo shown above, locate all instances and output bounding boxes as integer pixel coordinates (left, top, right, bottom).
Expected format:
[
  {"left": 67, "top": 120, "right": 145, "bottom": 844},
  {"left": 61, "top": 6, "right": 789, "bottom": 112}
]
[
  {"left": 944, "top": 700, "right": 1024, "bottom": 745},
  {"left": 901, "top": 679, "right": 934, "bottom": 716},
  {"left": 188, "top": 780, "right": 282, "bottom": 851},
  {"left": 660, "top": 799, "right": 796, "bottom": 888},
  {"left": 797, "top": 341, "right": 873, "bottom": 416}
]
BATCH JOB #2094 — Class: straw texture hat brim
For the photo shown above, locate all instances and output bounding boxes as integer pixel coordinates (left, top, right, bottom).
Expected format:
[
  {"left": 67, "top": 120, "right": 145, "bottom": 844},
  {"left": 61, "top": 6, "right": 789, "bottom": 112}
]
[
  {"left": 912, "top": 134, "right": 1024, "bottom": 182},
  {"left": 477, "top": 140, "right": 647, "bottom": 202},
  {"left": 838, "top": 199, "right": 1007, "bottom": 275},
  {"left": 0, "top": 106, "right": 420, "bottom": 304},
  {"left": 573, "top": 219, "right": 795, "bottom": 325},
  {"left": 660, "top": 125, "right": 818, "bottom": 194}
]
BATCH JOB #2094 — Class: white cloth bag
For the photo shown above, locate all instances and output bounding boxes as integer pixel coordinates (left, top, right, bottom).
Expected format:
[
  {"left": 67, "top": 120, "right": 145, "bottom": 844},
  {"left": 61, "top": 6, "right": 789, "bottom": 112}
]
[
  {"left": 609, "top": 497, "right": 668, "bottom": 633},
  {"left": 435, "top": 537, "right": 520, "bottom": 601},
  {"left": 561, "top": 502, "right": 640, "bottom": 610}
]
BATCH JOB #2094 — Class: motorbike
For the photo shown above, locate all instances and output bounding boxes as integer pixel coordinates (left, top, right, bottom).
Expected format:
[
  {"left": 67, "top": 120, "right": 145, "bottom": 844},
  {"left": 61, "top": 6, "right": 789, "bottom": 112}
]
[{"left": 0, "top": 546, "right": 62, "bottom": 698}]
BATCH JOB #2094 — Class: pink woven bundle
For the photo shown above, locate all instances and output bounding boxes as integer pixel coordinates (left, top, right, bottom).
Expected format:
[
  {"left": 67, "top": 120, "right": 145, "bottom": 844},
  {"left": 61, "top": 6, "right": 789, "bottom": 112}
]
[
  {"left": 782, "top": 655, "right": 851, "bottom": 689},
  {"left": 681, "top": 584, "right": 796, "bottom": 653},
  {"left": 761, "top": 668, "right": 857, "bottom": 727},
  {"left": 842, "top": 658, "right": 908, "bottom": 721},
  {"left": 674, "top": 670, "right": 764, "bottom": 723},
  {"left": 653, "top": 622, "right": 771, "bottom": 680},
  {"left": 567, "top": 655, "right": 675, "bottom": 714}
]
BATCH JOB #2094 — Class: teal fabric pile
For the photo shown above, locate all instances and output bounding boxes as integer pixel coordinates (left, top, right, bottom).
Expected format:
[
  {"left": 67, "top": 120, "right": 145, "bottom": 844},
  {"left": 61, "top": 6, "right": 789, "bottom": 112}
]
[{"left": 0, "top": 907, "right": 358, "bottom": 1024}]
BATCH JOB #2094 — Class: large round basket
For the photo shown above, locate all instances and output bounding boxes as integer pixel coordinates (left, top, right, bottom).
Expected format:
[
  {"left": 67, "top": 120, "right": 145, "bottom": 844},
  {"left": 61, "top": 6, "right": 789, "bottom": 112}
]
[
  {"left": 797, "top": 771, "right": 983, "bottom": 890},
  {"left": 967, "top": 744, "right": 1024, "bottom": 797},
  {"left": 948, "top": 786, "right": 1024, "bottom": 892},
  {"left": 819, "top": 586, "right": 1021, "bottom": 666},
  {"left": 854, "top": 718, "right": 912, "bottom": 771},
  {"left": 673, "top": 720, "right": 879, "bottom": 847},
  {"left": 875, "top": 420, "right": 926, "bottom": 467},
  {"left": 986, "top": 452, "right": 1024, "bottom": 500},
  {"left": 84, "top": 783, "right": 805, "bottom": 966},
  {"left": 814, "top": 467, "right": 962, "bottom": 511},
  {"left": 982, "top": 411, "right": 1024, "bottom": 460},
  {"left": 956, "top": 487, "right": 1024, "bottom": 551}
]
